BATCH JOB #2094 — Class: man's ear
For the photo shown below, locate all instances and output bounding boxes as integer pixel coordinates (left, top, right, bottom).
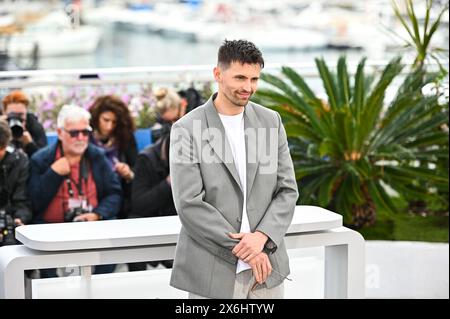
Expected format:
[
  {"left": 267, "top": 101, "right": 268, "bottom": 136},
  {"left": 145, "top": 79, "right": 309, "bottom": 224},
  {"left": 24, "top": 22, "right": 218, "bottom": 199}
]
[
  {"left": 56, "top": 128, "right": 63, "bottom": 141},
  {"left": 213, "top": 66, "right": 221, "bottom": 82}
]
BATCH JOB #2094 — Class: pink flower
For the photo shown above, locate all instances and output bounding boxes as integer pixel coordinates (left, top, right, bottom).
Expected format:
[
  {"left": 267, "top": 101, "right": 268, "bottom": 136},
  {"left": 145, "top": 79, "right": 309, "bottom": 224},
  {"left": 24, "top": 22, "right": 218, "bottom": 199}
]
[
  {"left": 49, "top": 90, "right": 58, "bottom": 99},
  {"left": 83, "top": 101, "right": 92, "bottom": 110},
  {"left": 43, "top": 119, "right": 53, "bottom": 130},
  {"left": 121, "top": 94, "right": 131, "bottom": 105},
  {"left": 41, "top": 101, "right": 55, "bottom": 111}
]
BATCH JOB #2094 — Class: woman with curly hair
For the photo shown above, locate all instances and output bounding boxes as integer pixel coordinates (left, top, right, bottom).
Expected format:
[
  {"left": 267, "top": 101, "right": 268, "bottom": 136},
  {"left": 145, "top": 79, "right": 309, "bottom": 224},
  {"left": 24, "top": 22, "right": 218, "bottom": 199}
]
[{"left": 89, "top": 95, "right": 137, "bottom": 219}]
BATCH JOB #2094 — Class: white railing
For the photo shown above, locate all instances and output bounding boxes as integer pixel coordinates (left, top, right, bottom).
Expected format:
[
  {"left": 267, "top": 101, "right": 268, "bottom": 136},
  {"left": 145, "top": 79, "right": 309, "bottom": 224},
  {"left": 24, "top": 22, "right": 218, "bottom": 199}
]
[
  {"left": 1, "top": 59, "right": 446, "bottom": 89},
  {"left": 0, "top": 205, "right": 365, "bottom": 299}
]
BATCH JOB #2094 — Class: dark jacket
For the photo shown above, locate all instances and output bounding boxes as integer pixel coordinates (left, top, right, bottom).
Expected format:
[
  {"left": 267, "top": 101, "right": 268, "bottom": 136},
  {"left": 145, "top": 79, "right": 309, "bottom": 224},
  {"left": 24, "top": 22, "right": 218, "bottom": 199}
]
[
  {"left": 118, "top": 136, "right": 138, "bottom": 219},
  {"left": 29, "top": 142, "right": 122, "bottom": 223},
  {"left": 11, "top": 112, "right": 47, "bottom": 158},
  {"left": 131, "top": 138, "right": 176, "bottom": 218},
  {"left": 0, "top": 146, "right": 32, "bottom": 224}
]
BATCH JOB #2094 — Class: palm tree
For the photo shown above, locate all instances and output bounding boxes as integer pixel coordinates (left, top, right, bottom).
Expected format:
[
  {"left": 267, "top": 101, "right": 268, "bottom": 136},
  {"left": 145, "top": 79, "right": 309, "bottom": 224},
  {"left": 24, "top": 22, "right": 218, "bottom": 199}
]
[
  {"left": 391, "top": 0, "right": 449, "bottom": 214},
  {"left": 253, "top": 57, "right": 448, "bottom": 228},
  {"left": 391, "top": 0, "right": 448, "bottom": 69}
]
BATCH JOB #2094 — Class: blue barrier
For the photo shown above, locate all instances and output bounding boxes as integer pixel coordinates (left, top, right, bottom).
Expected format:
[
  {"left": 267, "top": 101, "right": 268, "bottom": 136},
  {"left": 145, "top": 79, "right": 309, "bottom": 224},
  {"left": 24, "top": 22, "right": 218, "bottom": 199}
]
[
  {"left": 46, "top": 132, "right": 58, "bottom": 146},
  {"left": 46, "top": 128, "right": 153, "bottom": 152},
  {"left": 134, "top": 128, "right": 153, "bottom": 151}
]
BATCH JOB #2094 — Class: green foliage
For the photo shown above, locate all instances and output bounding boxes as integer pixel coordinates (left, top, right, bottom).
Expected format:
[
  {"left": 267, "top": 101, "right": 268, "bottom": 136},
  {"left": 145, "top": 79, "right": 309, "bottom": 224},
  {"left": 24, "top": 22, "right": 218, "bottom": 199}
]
[
  {"left": 134, "top": 101, "right": 157, "bottom": 128},
  {"left": 360, "top": 214, "right": 449, "bottom": 242},
  {"left": 253, "top": 56, "right": 449, "bottom": 227},
  {"left": 392, "top": 0, "right": 449, "bottom": 68}
]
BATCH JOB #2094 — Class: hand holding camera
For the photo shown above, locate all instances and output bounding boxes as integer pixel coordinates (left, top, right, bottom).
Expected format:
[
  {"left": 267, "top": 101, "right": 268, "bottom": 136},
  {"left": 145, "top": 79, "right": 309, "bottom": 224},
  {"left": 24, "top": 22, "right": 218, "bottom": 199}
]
[
  {"left": 64, "top": 206, "right": 85, "bottom": 222},
  {"left": 73, "top": 212, "right": 101, "bottom": 222},
  {"left": 19, "top": 131, "right": 33, "bottom": 145},
  {"left": 64, "top": 204, "right": 101, "bottom": 222},
  {"left": 1, "top": 112, "right": 33, "bottom": 146}
]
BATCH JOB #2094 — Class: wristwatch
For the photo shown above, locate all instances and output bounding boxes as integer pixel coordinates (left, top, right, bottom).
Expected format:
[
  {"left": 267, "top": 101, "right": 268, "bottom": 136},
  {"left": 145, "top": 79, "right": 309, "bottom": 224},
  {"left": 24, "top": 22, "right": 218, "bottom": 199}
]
[{"left": 263, "top": 239, "right": 277, "bottom": 255}]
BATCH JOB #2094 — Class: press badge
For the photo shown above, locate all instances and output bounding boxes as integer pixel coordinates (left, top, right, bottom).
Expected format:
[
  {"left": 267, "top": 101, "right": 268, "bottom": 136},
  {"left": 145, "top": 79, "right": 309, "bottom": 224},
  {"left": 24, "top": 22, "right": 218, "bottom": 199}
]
[{"left": 68, "top": 198, "right": 87, "bottom": 210}]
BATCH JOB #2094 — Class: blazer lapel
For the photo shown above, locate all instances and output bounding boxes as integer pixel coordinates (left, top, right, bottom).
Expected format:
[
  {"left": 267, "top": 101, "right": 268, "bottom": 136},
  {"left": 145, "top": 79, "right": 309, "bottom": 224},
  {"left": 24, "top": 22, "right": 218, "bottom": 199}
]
[
  {"left": 244, "top": 103, "right": 261, "bottom": 199},
  {"left": 204, "top": 97, "right": 243, "bottom": 192}
]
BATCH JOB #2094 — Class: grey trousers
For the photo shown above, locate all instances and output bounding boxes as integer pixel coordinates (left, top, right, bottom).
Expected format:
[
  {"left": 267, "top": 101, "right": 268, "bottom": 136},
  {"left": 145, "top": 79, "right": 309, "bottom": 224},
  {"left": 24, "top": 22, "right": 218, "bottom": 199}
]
[{"left": 189, "top": 269, "right": 284, "bottom": 299}]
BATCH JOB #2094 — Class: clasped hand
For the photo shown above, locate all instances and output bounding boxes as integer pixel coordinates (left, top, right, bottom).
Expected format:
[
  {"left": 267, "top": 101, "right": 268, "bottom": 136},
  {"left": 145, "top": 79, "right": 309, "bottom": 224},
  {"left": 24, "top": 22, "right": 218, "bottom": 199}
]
[{"left": 229, "top": 231, "right": 272, "bottom": 284}]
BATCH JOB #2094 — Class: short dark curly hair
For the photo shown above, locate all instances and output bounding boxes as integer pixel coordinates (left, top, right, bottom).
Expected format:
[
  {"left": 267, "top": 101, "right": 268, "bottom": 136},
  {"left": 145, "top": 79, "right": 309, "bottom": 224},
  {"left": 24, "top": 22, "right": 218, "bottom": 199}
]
[
  {"left": 89, "top": 95, "right": 136, "bottom": 152},
  {"left": 217, "top": 39, "right": 264, "bottom": 69}
]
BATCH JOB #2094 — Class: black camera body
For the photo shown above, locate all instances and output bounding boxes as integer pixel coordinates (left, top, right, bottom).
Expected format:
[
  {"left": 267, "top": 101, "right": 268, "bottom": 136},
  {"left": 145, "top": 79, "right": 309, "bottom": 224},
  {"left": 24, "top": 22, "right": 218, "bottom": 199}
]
[
  {"left": 64, "top": 206, "right": 88, "bottom": 222},
  {"left": 6, "top": 112, "right": 25, "bottom": 139},
  {"left": 0, "top": 208, "right": 17, "bottom": 246}
]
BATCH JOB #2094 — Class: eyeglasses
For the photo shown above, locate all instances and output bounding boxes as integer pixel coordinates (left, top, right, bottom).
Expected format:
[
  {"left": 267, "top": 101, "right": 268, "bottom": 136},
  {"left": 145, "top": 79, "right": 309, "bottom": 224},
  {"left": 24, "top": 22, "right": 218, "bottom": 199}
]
[
  {"left": 250, "top": 267, "right": 292, "bottom": 293},
  {"left": 64, "top": 128, "right": 92, "bottom": 138}
]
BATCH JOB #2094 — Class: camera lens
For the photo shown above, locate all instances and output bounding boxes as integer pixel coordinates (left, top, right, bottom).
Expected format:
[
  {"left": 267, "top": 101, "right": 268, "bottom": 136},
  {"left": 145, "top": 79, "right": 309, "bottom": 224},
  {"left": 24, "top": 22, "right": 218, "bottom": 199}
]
[
  {"left": 9, "top": 121, "right": 24, "bottom": 139},
  {"left": 7, "top": 114, "right": 24, "bottom": 139}
]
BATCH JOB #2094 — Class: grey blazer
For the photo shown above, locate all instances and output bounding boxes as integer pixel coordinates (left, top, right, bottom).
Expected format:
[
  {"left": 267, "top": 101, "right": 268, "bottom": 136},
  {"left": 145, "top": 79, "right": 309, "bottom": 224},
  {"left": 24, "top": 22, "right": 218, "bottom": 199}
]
[{"left": 169, "top": 94, "right": 298, "bottom": 298}]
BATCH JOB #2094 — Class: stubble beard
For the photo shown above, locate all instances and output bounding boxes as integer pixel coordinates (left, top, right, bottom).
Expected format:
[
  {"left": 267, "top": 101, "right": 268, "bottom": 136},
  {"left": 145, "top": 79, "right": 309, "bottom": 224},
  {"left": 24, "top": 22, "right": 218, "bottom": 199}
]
[{"left": 225, "top": 90, "right": 252, "bottom": 108}]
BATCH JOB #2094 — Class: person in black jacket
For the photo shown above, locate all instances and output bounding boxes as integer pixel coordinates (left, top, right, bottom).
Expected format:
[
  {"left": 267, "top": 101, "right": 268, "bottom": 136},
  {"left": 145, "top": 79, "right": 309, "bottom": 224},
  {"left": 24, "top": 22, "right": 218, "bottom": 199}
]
[
  {"left": 0, "top": 120, "right": 31, "bottom": 245},
  {"left": 129, "top": 133, "right": 176, "bottom": 270},
  {"left": 1, "top": 90, "right": 47, "bottom": 158},
  {"left": 129, "top": 88, "right": 188, "bottom": 271},
  {"left": 131, "top": 133, "right": 175, "bottom": 218}
]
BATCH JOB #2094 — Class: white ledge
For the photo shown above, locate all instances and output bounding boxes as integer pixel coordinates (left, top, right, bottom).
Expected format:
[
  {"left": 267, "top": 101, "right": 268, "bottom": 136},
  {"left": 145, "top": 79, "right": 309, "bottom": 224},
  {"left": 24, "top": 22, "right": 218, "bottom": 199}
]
[{"left": 15, "top": 205, "right": 342, "bottom": 252}]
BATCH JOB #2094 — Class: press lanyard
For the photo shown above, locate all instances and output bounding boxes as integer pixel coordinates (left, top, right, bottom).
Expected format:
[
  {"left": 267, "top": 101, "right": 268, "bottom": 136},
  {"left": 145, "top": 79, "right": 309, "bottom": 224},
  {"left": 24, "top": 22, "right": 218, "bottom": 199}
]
[
  {"left": 59, "top": 142, "right": 88, "bottom": 199},
  {"left": 65, "top": 171, "right": 85, "bottom": 198}
]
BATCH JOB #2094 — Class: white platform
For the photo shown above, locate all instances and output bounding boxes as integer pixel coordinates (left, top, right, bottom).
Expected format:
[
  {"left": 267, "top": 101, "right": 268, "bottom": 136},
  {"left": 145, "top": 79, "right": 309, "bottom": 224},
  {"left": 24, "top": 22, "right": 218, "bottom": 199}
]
[
  {"left": 30, "top": 241, "right": 449, "bottom": 299},
  {"left": 31, "top": 247, "right": 324, "bottom": 299},
  {"left": 16, "top": 205, "right": 342, "bottom": 251},
  {"left": 1, "top": 205, "right": 365, "bottom": 299}
]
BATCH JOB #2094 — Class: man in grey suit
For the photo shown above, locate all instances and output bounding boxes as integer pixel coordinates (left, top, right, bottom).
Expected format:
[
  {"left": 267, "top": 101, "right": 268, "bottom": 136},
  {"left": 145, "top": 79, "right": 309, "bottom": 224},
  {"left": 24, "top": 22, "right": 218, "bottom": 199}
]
[{"left": 169, "top": 39, "right": 298, "bottom": 299}]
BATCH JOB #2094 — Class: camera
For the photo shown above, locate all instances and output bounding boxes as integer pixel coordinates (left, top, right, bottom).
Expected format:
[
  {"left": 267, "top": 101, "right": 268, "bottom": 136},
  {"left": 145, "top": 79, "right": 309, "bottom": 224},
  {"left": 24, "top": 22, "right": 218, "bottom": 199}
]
[
  {"left": 64, "top": 206, "right": 88, "bottom": 222},
  {"left": 6, "top": 112, "right": 25, "bottom": 139},
  {"left": 0, "top": 208, "right": 17, "bottom": 246}
]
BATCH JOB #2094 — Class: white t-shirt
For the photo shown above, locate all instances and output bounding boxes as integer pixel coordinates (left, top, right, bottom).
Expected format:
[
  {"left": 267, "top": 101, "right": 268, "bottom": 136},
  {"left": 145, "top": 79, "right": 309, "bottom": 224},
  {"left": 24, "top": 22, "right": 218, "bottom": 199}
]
[{"left": 218, "top": 112, "right": 251, "bottom": 274}]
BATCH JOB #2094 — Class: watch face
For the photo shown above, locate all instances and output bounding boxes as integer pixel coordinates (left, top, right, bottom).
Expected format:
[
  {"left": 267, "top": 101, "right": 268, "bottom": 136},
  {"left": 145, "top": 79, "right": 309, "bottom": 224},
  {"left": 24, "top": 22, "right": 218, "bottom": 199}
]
[{"left": 265, "top": 240, "right": 276, "bottom": 251}]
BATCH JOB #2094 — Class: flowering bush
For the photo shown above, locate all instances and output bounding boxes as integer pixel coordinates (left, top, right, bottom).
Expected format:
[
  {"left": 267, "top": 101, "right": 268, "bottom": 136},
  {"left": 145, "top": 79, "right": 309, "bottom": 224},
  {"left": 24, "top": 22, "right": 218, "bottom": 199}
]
[{"left": 27, "top": 83, "right": 158, "bottom": 131}]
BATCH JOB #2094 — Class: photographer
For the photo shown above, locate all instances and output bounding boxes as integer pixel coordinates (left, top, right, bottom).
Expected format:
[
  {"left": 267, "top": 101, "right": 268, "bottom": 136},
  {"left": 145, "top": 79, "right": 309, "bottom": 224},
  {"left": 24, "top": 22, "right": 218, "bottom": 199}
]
[
  {"left": 1, "top": 90, "right": 47, "bottom": 158},
  {"left": 29, "top": 104, "right": 121, "bottom": 223},
  {"left": 0, "top": 120, "right": 31, "bottom": 245},
  {"left": 28, "top": 105, "right": 121, "bottom": 276}
]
